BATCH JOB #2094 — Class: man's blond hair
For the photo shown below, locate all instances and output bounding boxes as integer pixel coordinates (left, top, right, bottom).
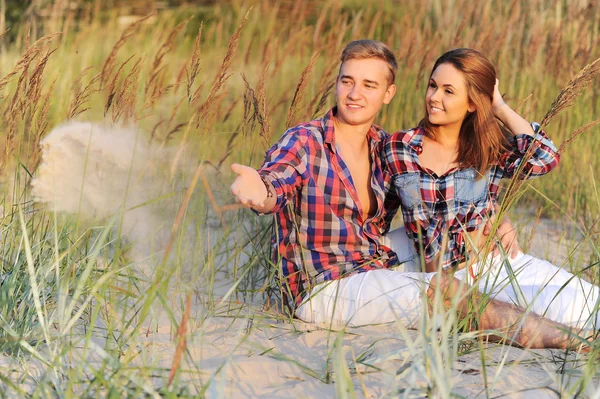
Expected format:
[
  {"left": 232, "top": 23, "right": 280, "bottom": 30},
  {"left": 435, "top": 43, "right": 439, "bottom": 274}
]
[{"left": 340, "top": 40, "right": 398, "bottom": 85}]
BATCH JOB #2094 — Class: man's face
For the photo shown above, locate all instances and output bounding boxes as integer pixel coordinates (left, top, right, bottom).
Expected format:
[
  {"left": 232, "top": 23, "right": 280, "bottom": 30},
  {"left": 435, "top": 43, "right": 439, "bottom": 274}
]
[{"left": 335, "top": 58, "right": 396, "bottom": 128}]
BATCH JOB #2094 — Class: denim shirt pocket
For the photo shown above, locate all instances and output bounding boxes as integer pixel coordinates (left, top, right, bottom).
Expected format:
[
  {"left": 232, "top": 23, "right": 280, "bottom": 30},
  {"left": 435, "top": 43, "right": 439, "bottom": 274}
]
[
  {"left": 454, "top": 168, "right": 488, "bottom": 204},
  {"left": 393, "top": 173, "right": 421, "bottom": 209}
]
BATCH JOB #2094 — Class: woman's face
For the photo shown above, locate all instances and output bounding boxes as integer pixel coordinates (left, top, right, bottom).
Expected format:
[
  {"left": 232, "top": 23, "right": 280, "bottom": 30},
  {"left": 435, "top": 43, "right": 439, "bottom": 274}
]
[{"left": 425, "top": 63, "right": 476, "bottom": 130}]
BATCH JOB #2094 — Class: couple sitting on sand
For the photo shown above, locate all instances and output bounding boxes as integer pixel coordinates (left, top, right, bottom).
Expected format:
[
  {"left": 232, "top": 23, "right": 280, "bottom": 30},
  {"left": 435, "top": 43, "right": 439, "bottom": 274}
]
[{"left": 230, "top": 40, "right": 599, "bottom": 350}]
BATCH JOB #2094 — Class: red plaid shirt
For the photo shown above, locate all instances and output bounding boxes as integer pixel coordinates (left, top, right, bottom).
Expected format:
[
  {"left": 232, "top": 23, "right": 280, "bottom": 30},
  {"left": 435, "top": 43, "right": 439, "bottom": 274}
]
[
  {"left": 257, "top": 108, "right": 400, "bottom": 308},
  {"left": 383, "top": 123, "right": 560, "bottom": 269}
]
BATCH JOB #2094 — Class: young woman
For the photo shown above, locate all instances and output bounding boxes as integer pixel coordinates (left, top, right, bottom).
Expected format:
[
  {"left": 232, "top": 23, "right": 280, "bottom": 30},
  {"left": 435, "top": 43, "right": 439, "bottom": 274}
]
[{"left": 383, "top": 48, "right": 599, "bottom": 331}]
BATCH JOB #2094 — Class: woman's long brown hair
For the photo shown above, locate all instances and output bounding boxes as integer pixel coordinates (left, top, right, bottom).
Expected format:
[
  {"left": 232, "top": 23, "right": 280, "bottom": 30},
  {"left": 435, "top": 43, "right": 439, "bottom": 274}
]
[{"left": 420, "top": 48, "right": 512, "bottom": 176}]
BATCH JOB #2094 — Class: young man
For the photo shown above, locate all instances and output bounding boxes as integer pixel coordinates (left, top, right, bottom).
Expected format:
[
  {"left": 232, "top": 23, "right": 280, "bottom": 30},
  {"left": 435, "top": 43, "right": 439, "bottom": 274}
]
[{"left": 231, "top": 40, "right": 586, "bottom": 349}]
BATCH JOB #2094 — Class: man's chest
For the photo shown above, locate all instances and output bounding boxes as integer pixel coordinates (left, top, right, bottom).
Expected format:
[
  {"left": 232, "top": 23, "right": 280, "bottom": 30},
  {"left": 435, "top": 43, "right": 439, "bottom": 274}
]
[{"left": 305, "top": 147, "right": 384, "bottom": 218}]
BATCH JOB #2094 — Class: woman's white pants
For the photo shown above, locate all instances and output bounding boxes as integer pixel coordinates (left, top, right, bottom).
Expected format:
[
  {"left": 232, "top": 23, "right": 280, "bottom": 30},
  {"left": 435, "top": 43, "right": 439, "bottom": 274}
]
[{"left": 295, "top": 228, "right": 600, "bottom": 330}]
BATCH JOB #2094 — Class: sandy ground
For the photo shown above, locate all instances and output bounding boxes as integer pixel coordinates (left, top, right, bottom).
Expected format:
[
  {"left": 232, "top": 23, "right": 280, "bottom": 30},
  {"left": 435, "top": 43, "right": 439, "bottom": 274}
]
[
  {"left": 134, "top": 311, "right": 598, "bottom": 398},
  {"left": 3, "top": 303, "right": 595, "bottom": 398},
  {"left": 1, "top": 210, "right": 599, "bottom": 398},
  {"left": 140, "top": 210, "right": 600, "bottom": 398}
]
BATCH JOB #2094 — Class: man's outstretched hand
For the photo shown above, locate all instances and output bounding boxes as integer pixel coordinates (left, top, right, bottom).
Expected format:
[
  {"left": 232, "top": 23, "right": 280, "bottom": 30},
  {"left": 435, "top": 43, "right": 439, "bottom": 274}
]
[{"left": 230, "top": 163, "right": 273, "bottom": 212}]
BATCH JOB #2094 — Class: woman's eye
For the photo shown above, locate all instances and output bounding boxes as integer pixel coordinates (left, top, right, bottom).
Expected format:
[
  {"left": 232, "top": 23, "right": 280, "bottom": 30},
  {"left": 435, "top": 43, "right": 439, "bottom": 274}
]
[
  {"left": 428, "top": 82, "right": 436, "bottom": 88},
  {"left": 445, "top": 89, "right": 453, "bottom": 94}
]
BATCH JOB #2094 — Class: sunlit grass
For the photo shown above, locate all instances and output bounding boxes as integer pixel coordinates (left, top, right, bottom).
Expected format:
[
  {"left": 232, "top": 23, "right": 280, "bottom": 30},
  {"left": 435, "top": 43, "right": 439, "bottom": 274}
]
[{"left": 0, "top": 0, "right": 598, "bottom": 397}]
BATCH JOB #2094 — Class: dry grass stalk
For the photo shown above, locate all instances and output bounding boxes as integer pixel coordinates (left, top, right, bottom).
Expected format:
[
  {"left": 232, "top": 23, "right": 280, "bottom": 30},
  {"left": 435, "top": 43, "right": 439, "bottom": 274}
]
[
  {"left": 558, "top": 118, "right": 600, "bottom": 153},
  {"left": 163, "top": 161, "right": 215, "bottom": 262},
  {"left": 163, "top": 167, "right": 201, "bottom": 261},
  {"left": 0, "top": 27, "right": 8, "bottom": 46},
  {"left": 256, "top": 64, "right": 272, "bottom": 148},
  {"left": 27, "top": 76, "right": 57, "bottom": 176},
  {"left": 0, "top": 68, "right": 22, "bottom": 99},
  {"left": 6, "top": 53, "right": 35, "bottom": 121},
  {"left": 149, "top": 118, "right": 165, "bottom": 143},
  {"left": 502, "top": 56, "right": 600, "bottom": 210},
  {"left": 33, "top": 77, "right": 57, "bottom": 154},
  {"left": 104, "top": 54, "right": 135, "bottom": 116},
  {"left": 67, "top": 68, "right": 102, "bottom": 119},
  {"left": 241, "top": 73, "right": 258, "bottom": 138},
  {"left": 310, "top": 81, "right": 334, "bottom": 120},
  {"left": 242, "top": 29, "right": 255, "bottom": 66},
  {"left": 167, "top": 292, "right": 191, "bottom": 387},
  {"left": 142, "top": 68, "right": 171, "bottom": 113},
  {"left": 24, "top": 28, "right": 30, "bottom": 50},
  {"left": 0, "top": 42, "right": 41, "bottom": 97},
  {"left": 527, "top": 207, "right": 544, "bottom": 252},
  {"left": 220, "top": 97, "right": 240, "bottom": 123},
  {"left": 366, "top": 9, "right": 383, "bottom": 38},
  {"left": 143, "top": 19, "right": 189, "bottom": 111},
  {"left": 19, "top": 32, "right": 61, "bottom": 60},
  {"left": 9, "top": 68, "right": 31, "bottom": 120},
  {"left": 194, "top": 11, "right": 249, "bottom": 128},
  {"left": 0, "top": 34, "right": 58, "bottom": 119},
  {"left": 112, "top": 56, "right": 143, "bottom": 123},
  {"left": 311, "top": 1, "right": 332, "bottom": 46},
  {"left": 170, "top": 119, "right": 194, "bottom": 179},
  {"left": 200, "top": 167, "right": 227, "bottom": 227},
  {"left": 308, "top": 56, "right": 338, "bottom": 119},
  {"left": 217, "top": 124, "right": 240, "bottom": 169},
  {"left": 100, "top": 12, "right": 156, "bottom": 87},
  {"left": 513, "top": 93, "right": 533, "bottom": 113},
  {"left": 415, "top": 46, "right": 431, "bottom": 90},
  {"left": 1, "top": 119, "right": 17, "bottom": 173},
  {"left": 285, "top": 51, "right": 319, "bottom": 129},
  {"left": 27, "top": 48, "right": 56, "bottom": 118},
  {"left": 219, "top": 203, "right": 243, "bottom": 212},
  {"left": 271, "top": 27, "right": 311, "bottom": 75},
  {"left": 202, "top": 91, "right": 227, "bottom": 132},
  {"left": 150, "top": 21, "right": 189, "bottom": 76},
  {"left": 238, "top": 67, "right": 270, "bottom": 150},
  {"left": 185, "top": 23, "right": 203, "bottom": 103},
  {"left": 173, "top": 61, "right": 188, "bottom": 93},
  {"left": 162, "top": 123, "right": 186, "bottom": 145},
  {"left": 540, "top": 56, "right": 600, "bottom": 127},
  {"left": 167, "top": 96, "right": 186, "bottom": 128}
]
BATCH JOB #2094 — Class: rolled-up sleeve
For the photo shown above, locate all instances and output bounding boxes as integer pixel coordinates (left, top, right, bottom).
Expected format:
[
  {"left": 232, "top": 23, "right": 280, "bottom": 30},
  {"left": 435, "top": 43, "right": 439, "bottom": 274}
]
[
  {"left": 500, "top": 122, "right": 560, "bottom": 179},
  {"left": 255, "top": 129, "right": 308, "bottom": 215}
]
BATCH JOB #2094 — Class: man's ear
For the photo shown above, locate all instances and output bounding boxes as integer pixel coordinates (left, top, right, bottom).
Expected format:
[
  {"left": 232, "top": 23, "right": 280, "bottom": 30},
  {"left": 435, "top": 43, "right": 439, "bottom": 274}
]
[{"left": 383, "top": 84, "right": 397, "bottom": 104}]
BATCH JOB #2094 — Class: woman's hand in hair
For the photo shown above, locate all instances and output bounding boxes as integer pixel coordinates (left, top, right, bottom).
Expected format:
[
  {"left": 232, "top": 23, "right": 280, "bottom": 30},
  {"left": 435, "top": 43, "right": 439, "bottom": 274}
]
[
  {"left": 491, "top": 79, "right": 507, "bottom": 115},
  {"left": 491, "top": 79, "right": 535, "bottom": 136}
]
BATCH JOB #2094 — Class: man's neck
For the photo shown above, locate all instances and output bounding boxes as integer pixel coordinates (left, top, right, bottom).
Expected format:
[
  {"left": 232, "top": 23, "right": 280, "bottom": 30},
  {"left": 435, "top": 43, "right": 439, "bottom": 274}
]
[{"left": 333, "top": 117, "right": 372, "bottom": 149}]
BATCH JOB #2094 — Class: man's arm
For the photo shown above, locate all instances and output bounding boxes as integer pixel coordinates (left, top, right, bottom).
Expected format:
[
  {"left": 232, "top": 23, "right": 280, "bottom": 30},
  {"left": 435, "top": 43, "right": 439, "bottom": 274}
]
[
  {"left": 231, "top": 127, "right": 308, "bottom": 214},
  {"left": 230, "top": 163, "right": 277, "bottom": 214}
]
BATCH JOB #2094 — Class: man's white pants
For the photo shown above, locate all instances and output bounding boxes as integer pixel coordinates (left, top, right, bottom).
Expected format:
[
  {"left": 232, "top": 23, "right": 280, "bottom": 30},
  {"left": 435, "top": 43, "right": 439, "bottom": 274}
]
[{"left": 295, "top": 228, "right": 600, "bottom": 330}]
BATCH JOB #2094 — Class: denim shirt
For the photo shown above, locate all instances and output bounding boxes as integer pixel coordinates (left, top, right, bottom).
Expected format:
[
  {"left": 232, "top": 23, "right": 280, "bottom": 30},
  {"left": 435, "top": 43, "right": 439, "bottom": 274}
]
[{"left": 383, "top": 123, "right": 560, "bottom": 268}]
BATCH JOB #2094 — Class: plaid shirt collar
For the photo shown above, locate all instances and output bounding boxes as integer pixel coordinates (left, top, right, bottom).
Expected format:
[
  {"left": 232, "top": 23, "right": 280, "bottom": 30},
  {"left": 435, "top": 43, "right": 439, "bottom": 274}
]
[
  {"left": 321, "top": 107, "right": 385, "bottom": 148},
  {"left": 402, "top": 126, "right": 425, "bottom": 155}
]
